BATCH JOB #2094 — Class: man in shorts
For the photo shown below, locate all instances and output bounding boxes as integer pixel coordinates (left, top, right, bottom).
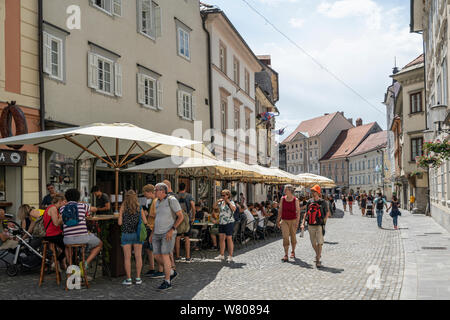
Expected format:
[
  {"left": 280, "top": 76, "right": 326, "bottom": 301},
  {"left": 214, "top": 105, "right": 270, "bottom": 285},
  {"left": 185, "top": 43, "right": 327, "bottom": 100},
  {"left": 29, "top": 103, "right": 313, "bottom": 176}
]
[
  {"left": 150, "top": 183, "right": 184, "bottom": 290},
  {"left": 62, "top": 189, "right": 101, "bottom": 273},
  {"left": 301, "top": 185, "right": 329, "bottom": 268}
]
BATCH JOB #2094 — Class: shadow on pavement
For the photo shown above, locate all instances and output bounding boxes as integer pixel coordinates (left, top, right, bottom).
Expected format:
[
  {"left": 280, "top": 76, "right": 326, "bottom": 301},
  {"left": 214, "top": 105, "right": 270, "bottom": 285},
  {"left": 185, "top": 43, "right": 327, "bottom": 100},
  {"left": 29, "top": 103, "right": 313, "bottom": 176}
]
[
  {"left": 330, "top": 209, "right": 344, "bottom": 219},
  {"left": 324, "top": 241, "right": 339, "bottom": 245},
  {"left": 288, "top": 258, "right": 314, "bottom": 269},
  {"left": 317, "top": 265, "right": 344, "bottom": 274},
  {"left": 223, "top": 262, "right": 247, "bottom": 269}
]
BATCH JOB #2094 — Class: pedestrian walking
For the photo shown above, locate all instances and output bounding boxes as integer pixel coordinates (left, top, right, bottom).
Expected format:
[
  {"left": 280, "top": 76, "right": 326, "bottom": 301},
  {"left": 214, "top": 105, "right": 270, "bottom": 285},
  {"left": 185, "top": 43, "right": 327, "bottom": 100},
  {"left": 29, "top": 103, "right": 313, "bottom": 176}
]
[
  {"left": 301, "top": 185, "right": 329, "bottom": 268},
  {"left": 213, "top": 189, "right": 236, "bottom": 263},
  {"left": 409, "top": 194, "right": 415, "bottom": 211},
  {"left": 374, "top": 192, "right": 389, "bottom": 228},
  {"left": 360, "top": 193, "right": 367, "bottom": 216},
  {"left": 341, "top": 194, "right": 347, "bottom": 212},
  {"left": 118, "top": 190, "right": 147, "bottom": 285},
  {"left": 150, "top": 183, "right": 184, "bottom": 290},
  {"left": 276, "top": 185, "right": 300, "bottom": 262},
  {"left": 347, "top": 193, "right": 354, "bottom": 214},
  {"left": 366, "top": 192, "right": 374, "bottom": 217},
  {"left": 387, "top": 195, "right": 401, "bottom": 230}
]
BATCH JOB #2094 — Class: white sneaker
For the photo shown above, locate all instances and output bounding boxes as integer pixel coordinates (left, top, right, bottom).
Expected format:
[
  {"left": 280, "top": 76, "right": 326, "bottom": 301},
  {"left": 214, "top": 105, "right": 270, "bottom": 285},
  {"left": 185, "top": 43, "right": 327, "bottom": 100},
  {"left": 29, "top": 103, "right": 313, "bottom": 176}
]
[
  {"left": 214, "top": 255, "right": 225, "bottom": 261},
  {"left": 227, "top": 256, "right": 234, "bottom": 263}
]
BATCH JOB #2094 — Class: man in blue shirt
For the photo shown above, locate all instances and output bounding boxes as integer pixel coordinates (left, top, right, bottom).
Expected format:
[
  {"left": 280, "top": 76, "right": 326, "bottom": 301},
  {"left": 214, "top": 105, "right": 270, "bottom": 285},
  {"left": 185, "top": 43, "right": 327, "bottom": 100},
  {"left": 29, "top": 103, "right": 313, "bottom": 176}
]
[{"left": 374, "top": 192, "right": 389, "bottom": 229}]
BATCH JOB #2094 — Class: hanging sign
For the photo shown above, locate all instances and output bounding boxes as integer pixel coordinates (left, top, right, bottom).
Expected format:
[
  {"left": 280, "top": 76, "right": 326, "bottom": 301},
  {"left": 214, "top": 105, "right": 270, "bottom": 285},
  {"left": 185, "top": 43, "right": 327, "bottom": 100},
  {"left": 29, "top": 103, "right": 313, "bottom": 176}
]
[{"left": 0, "top": 149, "right": 27, "bottom": 166}]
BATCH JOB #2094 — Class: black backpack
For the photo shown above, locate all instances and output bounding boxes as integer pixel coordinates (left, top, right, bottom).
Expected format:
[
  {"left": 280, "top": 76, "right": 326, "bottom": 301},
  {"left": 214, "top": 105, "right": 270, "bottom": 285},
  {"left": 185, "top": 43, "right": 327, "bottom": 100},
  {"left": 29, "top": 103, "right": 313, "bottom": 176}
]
[{"left": 376, "top": 198, "right": 384, "bottom": 210}]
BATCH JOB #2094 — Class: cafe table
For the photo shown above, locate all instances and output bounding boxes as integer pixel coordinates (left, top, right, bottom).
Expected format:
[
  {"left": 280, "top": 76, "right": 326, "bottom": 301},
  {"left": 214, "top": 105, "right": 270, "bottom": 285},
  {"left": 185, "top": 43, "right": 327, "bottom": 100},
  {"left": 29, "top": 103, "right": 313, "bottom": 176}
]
[{"left": 86, "top": 214, "right": 125, "bottom": 278}]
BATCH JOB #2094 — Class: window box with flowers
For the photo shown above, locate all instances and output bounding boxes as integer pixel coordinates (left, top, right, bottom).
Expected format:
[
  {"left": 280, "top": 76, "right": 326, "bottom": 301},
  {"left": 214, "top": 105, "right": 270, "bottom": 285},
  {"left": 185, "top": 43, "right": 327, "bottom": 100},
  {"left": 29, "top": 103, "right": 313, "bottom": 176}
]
[{"left": 416, "top": 140, "right": 450, "bottom": 169}]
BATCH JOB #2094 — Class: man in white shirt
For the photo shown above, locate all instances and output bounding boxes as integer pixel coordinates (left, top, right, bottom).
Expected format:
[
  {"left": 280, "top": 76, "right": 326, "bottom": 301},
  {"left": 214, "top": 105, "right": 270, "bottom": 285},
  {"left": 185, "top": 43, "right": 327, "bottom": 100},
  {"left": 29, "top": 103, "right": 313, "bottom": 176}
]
[{"left": 243, "top": 206, "right": 255, "bottom": 232}]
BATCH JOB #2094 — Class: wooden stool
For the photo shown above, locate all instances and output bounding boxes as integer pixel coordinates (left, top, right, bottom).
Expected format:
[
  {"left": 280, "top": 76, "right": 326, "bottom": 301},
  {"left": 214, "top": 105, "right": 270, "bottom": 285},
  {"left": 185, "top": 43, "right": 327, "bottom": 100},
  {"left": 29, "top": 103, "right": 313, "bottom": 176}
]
[
  {"left": 39, "top": 241, "right": 61, "bottom": 287},
  {"left": 65, "top": 244, "right": 89, "bottom": 290}
]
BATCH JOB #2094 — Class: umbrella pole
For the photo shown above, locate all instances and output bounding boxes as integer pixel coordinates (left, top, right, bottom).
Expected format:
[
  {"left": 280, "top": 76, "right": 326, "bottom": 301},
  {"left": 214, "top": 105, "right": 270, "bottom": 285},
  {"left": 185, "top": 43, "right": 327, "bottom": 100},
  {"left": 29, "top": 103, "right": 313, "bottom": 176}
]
[{"left": 115, "top": 138, "right": 119, "bottom": 213}]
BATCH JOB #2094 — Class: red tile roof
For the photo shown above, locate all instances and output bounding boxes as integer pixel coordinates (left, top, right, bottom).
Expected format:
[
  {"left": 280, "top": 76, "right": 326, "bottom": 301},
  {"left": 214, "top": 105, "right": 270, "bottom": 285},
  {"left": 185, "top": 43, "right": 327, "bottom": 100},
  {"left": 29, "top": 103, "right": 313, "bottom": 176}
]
[
  {"left": 282, "top": 112, "right": 341, "bottom": 144},
  {"left": 349, "top": 131, "right": 387, "bottom": 157},
  {"left": 320, "top": 122, "right": 380, "bottom": 161},
  {"left": 402, "top": 54, "right": 424, "bottom": 69}
]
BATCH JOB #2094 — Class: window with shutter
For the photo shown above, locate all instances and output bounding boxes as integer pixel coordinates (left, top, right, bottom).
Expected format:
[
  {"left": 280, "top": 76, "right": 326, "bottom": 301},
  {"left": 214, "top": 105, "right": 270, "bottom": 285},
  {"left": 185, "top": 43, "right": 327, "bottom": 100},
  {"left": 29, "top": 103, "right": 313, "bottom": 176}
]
[
  {"left": 43, "top": 32, "right": 63, "bottom": 81},
  {"left": 138, "top": 74, "right": 157, "bottom": 109}
]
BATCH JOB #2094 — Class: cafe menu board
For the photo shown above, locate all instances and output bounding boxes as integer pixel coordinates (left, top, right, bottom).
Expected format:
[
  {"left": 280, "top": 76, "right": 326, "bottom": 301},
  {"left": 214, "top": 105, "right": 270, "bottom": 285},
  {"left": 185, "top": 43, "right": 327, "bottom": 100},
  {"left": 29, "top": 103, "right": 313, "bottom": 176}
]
[{"left": 0, "top": 150, "right": 27, "bottom": 167}]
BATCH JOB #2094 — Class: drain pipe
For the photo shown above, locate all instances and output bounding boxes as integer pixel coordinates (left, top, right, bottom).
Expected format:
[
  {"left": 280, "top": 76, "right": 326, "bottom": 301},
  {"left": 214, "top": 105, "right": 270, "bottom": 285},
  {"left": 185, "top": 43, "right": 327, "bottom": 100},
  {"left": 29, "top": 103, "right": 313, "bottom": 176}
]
[
  {"left": 201, "top": 14, "right": 215, "bottom": 153},
  {"left": 38, "top": 0, "right": 45, "bottom": 202}
]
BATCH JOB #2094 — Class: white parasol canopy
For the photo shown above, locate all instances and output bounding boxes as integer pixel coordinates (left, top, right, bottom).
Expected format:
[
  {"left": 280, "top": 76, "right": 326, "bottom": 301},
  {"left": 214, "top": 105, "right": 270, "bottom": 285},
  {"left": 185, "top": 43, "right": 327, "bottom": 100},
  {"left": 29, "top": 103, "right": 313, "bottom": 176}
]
[{"left": 0, "top": 123, "right": 212, "bottom": 211}]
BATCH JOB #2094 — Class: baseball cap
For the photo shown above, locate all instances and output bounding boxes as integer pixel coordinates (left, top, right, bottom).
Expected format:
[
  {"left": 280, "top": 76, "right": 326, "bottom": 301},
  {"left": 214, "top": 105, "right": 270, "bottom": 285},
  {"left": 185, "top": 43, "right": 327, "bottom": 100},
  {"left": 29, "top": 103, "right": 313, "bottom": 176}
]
[{"left": 311, "top": 185, "right": 321, "bottom": 195}]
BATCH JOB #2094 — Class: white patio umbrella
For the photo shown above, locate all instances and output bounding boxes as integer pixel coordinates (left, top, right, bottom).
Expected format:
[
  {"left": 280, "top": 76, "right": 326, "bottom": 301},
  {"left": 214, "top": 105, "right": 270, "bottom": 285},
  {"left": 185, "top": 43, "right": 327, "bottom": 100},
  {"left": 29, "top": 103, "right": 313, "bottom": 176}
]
[
  {"left": 296, "top": 173, "right": 336, "bottom": 188},
  {"left": 124, "top": 156, "right": 262, "bottom": 181},
  {"left": 0, "top": 122, "right": 211, "bottom": 212}
]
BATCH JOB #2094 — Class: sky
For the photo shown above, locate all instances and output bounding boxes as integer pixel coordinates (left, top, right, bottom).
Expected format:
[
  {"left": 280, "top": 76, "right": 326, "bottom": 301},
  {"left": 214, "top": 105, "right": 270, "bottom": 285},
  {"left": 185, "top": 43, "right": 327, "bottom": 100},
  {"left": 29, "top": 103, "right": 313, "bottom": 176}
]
[{"left": 206, "top": 0, "right": 423, "bottom": 142}]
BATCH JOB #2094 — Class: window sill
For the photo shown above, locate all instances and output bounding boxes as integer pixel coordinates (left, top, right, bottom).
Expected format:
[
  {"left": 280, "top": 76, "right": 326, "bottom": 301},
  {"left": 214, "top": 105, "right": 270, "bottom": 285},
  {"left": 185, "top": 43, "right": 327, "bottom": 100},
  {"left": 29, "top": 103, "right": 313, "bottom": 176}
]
[
  {"left": 139, "top": 31, "right": 156, "bottom": 42},
  {"left": 92, "top": 88, "right": 116, "bottom": 98},
  {"left": 140, "top": 103, "right": 159, "bottom": 111},
  {"left": 408, "top": 111, "right": 424, "bottom": 116},
  {"left": 45, "top": 73, "right": 65, "bottom": 84},
  {"left": 180, "top": 116, "right": 193, "bottom": 122},
  {"left": 177, "top": 53, "right": 191, "bottom": 62},
  {"left": 92, "top": 5, "right": 114, "bottom": 17}
]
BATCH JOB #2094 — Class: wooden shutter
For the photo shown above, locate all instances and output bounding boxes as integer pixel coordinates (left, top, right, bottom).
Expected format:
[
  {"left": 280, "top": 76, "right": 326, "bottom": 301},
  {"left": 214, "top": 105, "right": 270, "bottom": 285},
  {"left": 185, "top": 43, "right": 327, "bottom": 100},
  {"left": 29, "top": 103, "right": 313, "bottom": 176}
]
[
  {"left": 88, "top": 52, "right": 98, "bottom": 89},
  {"left": 154, "top": 3, "right": 162, "bottom": 38},
  {"left": 137, "top": 73, "right": 145, "bottom": 104},
  {"left": 113, "top": 0, "right": 122, "bottom": 16},
  {"left": 177, "top": 90, "right": 183, "bottom": 117},
  {"left": 191, "top": 94, "right": 196, "bottom": 120},
  {"left": 43, "top": 32, "right": 52, "bottom": 74},
  {"left": 114, "top": 63, "right": 122, "bottom": 97},
  {"left": 157, "top": 80, "right": 163, "bottom": 110},
  {"left": 137, "top": 0, "right": 142, "bottom": 33}
]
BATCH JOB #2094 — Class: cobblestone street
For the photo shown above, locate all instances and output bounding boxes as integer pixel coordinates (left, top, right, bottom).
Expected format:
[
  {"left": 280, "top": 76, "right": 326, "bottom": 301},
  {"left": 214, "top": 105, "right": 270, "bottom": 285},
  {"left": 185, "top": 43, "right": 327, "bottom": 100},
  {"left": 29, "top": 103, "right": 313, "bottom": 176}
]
[{"left": 1, "top": 201, "right": 415, "bottom": 300}]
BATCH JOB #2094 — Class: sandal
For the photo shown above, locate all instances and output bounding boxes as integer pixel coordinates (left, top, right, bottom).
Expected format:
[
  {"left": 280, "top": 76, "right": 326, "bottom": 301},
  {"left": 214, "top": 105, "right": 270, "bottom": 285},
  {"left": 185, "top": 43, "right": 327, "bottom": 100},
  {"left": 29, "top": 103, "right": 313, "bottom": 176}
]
[
  {"left": 281, "top": 255, "right": 288, "bottom": 262},
  {"left": 290, "top": 252, "right": 295, "bottom": 259}
]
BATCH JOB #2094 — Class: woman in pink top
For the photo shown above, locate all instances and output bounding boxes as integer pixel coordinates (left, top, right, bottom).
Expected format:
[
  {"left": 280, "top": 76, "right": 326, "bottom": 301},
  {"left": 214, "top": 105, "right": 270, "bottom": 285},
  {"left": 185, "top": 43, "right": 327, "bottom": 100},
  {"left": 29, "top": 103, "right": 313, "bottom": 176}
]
[{"left": 276, "top": 185, "right": 300, "bottom": 262}]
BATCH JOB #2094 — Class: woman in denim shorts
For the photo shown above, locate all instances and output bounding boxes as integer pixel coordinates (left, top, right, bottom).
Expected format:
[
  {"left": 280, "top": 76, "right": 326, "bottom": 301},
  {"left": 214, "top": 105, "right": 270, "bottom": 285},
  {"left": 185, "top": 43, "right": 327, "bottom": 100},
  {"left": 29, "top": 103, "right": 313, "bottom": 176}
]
[
  {"left": 213, "top": 189, "right": 236, "bottom": 263},
  {"left": 118, "top": 190, "right": 148, "bottom": 285}
]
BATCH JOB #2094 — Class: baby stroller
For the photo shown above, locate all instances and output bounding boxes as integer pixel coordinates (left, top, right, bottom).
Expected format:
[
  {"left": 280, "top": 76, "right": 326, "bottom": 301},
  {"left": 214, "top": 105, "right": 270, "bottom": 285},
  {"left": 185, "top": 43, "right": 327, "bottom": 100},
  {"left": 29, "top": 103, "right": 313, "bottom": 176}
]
[{"left": 0, "top": 218, "right": 45, "bottom": 276}]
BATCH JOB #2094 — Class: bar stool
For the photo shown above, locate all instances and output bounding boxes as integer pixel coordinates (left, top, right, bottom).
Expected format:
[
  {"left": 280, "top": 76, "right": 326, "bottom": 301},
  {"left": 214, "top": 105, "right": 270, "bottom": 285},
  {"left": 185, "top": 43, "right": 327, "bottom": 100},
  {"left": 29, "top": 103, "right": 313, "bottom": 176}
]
[
  {"left": 65, "top": 244, "right": 90, "bottom": 290},
  {"left": 39, "top": 240, "right": 61, "bottom": 287}
]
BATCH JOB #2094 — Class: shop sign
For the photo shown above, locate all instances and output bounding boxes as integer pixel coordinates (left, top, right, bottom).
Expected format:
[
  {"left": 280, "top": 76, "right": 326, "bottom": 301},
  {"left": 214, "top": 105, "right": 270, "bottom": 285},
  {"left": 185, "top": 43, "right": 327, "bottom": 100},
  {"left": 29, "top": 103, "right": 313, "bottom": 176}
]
[{"left": 0, "top": 149, "right": 27, "bottom": 166}]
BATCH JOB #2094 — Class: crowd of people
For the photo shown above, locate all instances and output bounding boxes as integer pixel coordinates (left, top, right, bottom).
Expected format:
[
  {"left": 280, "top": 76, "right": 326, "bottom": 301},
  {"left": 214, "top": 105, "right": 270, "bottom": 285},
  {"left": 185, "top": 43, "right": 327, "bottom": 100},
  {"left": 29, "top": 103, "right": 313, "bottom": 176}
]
[{"left": 0, "top": 179, "right": 404, "bottom": 291}]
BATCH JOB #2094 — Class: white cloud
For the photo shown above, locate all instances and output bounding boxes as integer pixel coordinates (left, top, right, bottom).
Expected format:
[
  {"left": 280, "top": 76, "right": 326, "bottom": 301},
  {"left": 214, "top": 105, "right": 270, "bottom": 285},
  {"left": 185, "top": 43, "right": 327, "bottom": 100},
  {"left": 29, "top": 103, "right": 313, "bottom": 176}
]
[
  {"left": 317, "top": 0, "right": 382, "bottom": 30},
  {"left": 289, "top": 17, "right": 305, "bottom": 28}
]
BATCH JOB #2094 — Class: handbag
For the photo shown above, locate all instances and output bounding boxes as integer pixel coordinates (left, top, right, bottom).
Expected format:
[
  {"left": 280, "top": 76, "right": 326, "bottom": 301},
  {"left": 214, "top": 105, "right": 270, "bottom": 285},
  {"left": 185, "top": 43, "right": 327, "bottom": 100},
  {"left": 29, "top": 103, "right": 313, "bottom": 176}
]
[{"left": 136, "top": 206, "right": 147, "bottom": 242}]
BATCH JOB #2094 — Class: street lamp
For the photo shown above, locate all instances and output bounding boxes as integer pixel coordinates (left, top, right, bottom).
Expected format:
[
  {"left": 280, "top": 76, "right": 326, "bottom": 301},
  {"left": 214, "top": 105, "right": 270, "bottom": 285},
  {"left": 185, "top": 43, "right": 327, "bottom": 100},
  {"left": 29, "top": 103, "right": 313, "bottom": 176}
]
[{"left": 430, "top": 104, "right": 449, "bottom": 134}]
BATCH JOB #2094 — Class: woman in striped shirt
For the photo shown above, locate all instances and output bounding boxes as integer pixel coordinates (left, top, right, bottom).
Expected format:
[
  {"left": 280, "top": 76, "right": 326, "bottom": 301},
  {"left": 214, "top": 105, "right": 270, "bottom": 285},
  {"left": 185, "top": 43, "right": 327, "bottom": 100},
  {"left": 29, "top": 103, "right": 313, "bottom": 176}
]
[{"left": 61, "top": 189, "right": 102, "bottom": 272}]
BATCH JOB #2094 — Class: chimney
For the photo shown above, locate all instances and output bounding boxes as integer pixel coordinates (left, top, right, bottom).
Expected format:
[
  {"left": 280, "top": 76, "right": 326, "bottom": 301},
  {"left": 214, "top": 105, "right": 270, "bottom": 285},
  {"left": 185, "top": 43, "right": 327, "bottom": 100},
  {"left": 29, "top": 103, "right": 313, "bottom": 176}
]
[
  {"left": 258, "top": 55, "right": 271, "bottom": 67},
  {"left": 324, "top": 113, "right": 329, "bottom": 115},
  {"left": 356, "top": 118, "right": 363, "bottom": 126}
]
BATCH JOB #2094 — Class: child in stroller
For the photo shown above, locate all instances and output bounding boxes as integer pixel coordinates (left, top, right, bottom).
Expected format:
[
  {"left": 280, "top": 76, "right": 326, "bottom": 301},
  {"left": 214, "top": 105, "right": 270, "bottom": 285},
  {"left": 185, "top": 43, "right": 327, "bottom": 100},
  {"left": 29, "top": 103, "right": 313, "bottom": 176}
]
[{"left": 1, "top": 211, "right": 44, "bottom": 276}]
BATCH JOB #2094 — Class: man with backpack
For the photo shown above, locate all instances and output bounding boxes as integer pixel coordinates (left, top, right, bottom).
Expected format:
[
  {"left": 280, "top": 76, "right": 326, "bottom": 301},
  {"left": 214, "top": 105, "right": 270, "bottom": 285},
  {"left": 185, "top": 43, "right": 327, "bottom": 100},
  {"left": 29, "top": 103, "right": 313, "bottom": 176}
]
[
  {"left": 61, "top": 189, "right": 102, "bottom": 274},
  {"left": 301, "top": 185, "right": 329, "bottom": 268},
  {"left": 150, "top": 183, "right": 184, "bottom": 290},
  {"left": 374, "top": 192, "right": 389, "bottom": 229},
  {"left": 175, "top": 182, "right": 196, "bottom": 263}
]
